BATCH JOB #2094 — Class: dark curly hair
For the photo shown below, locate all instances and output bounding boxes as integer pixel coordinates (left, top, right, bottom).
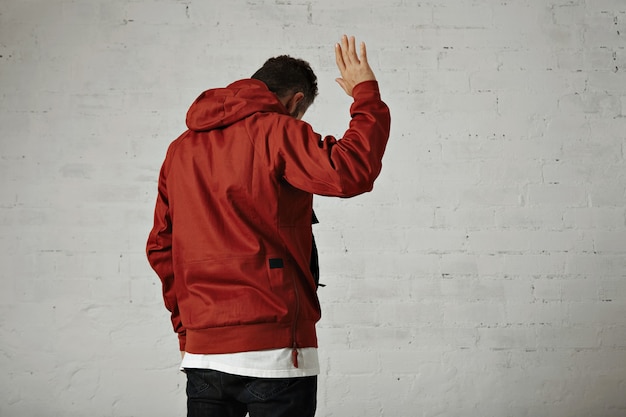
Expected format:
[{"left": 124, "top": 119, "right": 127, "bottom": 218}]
[{"left": 251, "top": 55, "right": 318, "bottom": 114}]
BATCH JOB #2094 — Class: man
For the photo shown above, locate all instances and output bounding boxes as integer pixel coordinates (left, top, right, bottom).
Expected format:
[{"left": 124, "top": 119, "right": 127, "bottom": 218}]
[{"left": 146, "top": 35, "right": 391, "bottom": 417}]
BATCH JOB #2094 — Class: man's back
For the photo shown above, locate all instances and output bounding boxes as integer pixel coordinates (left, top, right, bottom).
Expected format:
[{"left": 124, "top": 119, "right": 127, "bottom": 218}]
[
  {"left": 149, "top": 76, "right": 389, "bottom": 355},
  {"left": 147, "top": 35, "right": 391, "bottom": 417}
]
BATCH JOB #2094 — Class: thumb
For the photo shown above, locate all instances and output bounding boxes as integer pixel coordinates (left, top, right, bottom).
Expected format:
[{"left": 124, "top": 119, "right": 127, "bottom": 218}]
[{"left": 335, "top": 78, "right": 351, "bottom": 95}]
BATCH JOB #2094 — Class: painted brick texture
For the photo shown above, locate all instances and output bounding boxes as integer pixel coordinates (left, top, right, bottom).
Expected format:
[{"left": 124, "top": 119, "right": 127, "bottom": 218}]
[{"left": 1, "top": 1, "right": 625, "bottom": 416}]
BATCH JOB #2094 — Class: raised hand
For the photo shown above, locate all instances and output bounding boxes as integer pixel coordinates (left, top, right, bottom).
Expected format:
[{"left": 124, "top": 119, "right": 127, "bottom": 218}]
[{"left": 335, "top": 35, "right": 377, "bottom": 97}]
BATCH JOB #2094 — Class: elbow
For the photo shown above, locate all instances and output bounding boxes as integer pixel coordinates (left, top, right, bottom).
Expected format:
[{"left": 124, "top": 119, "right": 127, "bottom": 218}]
[{"left": 339, "top": 165, "right": 381, "bottom": 197}]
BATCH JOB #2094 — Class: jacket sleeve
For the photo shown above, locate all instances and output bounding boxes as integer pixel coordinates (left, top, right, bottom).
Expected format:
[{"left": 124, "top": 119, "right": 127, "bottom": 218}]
[
  {"left": 146, "top": 156, "right": 186, "bottom": 351},
  {"left": 277, "top": 80, "right": 391, "bottom": 197}
]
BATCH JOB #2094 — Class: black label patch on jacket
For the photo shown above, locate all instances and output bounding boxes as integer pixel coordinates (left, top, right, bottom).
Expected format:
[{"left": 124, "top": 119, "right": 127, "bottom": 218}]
[{"left": 269, "top": 258, "right": 284, "bottom": 269}]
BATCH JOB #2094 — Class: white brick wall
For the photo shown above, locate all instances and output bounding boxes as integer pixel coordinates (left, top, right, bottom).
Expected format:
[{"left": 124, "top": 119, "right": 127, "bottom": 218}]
[{"left": 1, "top": 0, "right": 625, "bottom": 416}]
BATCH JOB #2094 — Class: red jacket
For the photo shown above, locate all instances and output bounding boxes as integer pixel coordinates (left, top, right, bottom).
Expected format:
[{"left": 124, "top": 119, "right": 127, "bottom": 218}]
[{"left": 146, "top": 79, "right": 390, "bottom": 354}]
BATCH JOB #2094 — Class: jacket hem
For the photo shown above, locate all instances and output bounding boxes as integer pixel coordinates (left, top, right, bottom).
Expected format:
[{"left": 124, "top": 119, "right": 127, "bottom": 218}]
[{"left": 184, "top": 320, "right": 318, "bottom": 354}]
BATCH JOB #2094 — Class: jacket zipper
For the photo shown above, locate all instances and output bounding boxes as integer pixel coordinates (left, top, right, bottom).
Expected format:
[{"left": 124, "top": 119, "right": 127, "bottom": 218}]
[{"left": 291, "top": 263, "right": 300, "bottom": 368}]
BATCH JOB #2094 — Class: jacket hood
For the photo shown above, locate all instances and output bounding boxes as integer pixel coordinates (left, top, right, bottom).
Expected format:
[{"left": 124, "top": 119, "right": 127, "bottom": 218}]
[{"left": 186, "top": 79, "right": 289, "bottom": 131}]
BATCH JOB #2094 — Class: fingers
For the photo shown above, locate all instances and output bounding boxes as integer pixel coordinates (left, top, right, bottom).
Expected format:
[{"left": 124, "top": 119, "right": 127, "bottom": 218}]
[
  {"left": 340, "top": 35, "right": 350, "bottom": 65},
  {"left": 335, "top": 42, "right": 345, "bottom": 72},
  {"left": 337, "top": 35, "right": 365, "bottom": 66},
  {"left": 343, "top": 35, "right": 359, "bottom": 65},
  {"left": 360, "top": 41, "right": 368, "bottom": 65}
]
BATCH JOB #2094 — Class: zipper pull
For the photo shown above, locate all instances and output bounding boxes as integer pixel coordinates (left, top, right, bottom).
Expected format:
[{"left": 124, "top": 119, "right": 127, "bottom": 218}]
[{"left": 292, "top": 348, "right": 299, "bottom": 368}]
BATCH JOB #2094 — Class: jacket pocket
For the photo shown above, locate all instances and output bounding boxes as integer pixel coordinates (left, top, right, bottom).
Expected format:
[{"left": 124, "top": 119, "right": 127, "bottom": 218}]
[{"left": 179, "top": 256, "right": 287, "bottom": 329}]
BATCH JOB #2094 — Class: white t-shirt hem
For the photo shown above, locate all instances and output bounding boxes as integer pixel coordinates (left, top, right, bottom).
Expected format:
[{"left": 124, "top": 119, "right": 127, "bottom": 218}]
[{"left": 180, "top": 348, "right": 319, "bottom": 378}]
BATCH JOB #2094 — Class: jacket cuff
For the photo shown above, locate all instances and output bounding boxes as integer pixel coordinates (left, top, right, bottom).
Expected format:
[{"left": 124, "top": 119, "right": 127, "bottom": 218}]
[{"left": 352, "top": 80, "right": 380, "bottom": 97}]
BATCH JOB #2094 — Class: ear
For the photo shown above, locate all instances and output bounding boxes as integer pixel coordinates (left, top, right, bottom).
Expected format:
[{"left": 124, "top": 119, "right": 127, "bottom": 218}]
[{"left": 285, "top": 92, "right": 305, "bottom": 116}]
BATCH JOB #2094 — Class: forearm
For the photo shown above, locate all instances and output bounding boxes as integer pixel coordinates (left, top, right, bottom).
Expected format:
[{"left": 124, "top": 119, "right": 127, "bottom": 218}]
[
  {"left": 328, "top": 81, "right": 391, "bottom": 195},
  {"left": 146, "top": 165, "right": 186, "bottom": 349}
]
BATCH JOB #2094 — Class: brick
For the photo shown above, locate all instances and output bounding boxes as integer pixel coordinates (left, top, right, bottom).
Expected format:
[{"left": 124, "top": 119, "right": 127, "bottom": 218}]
[
  {"left": 476, "top": 325, "right": 537, "bottom": 350},
  {"left": 497, "top": 48, "right": 559, "bottom": 71},
  {"left": 588, "top": 183, "right": 626, "bottom": 207},
  {"left": 587, "top": 71, "right": 626, "bottom": 93},
  {"left": 565, "top": 253, "right": 626, "bottom": 277},
  {"left": 495, "top": 207, "right": 565, "bottom": 229},
  {"left": 501, "top": 254, "right": 568, "bottom": 276},
  {"left": 324, "top": 302, "right": 380, "bottom": 327},
  {"left": 593, "top": 230, "right": 626, "bottom": 252},
  {"left": 378, "top": 300, "right": 444, "bottom": 326},
  {"left": 405, "top": 228, "right": 468, "bottom": 253},
  {"left": 527, "top": 184, "right": 588, "bottom": 207},
  {"left": 433, "top": 4, "right": 493, "bottom": 28},
  {"left": 563, "top": 208, "right": 626, "bottom": 229},
  {"left": 435, "top": 207, "right": 496, "bottom": 229},
  {"left": 561, "top": 137, "right": 623, "bottom": 162},
  {"left": 559, "top": 91, "right": 621, "bottom": 117},
  {"left": 438, "top": 48, "right": 498, "bottom": 71},
  {"left": 470, "top": 69, "right": 586, "bottom": 93},
  {"left": 443, "top": 300, "right": 507, "bottom": 326},
  {"left": 460, "top": 186, "right": 523, "bottom": 207},
  {"left": 328, "top": 350, "right": 379, "bottom": 375},
  {"left": 410, "top": 70, "right": 472, "bottom": 94},
  {"left": 467, "top": 230, "right": 589, "bottom": 253},
  {"left": 505, "top": 300, "right": 568, "bottom": 324},
  {"left": 536, "top": 325, "right": 600, "bottom": 349}
]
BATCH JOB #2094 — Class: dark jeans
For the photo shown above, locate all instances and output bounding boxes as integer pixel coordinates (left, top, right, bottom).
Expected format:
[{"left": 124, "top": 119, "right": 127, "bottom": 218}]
[{"left": 186, "top": 368, "right": 317, "bottom": 417}]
